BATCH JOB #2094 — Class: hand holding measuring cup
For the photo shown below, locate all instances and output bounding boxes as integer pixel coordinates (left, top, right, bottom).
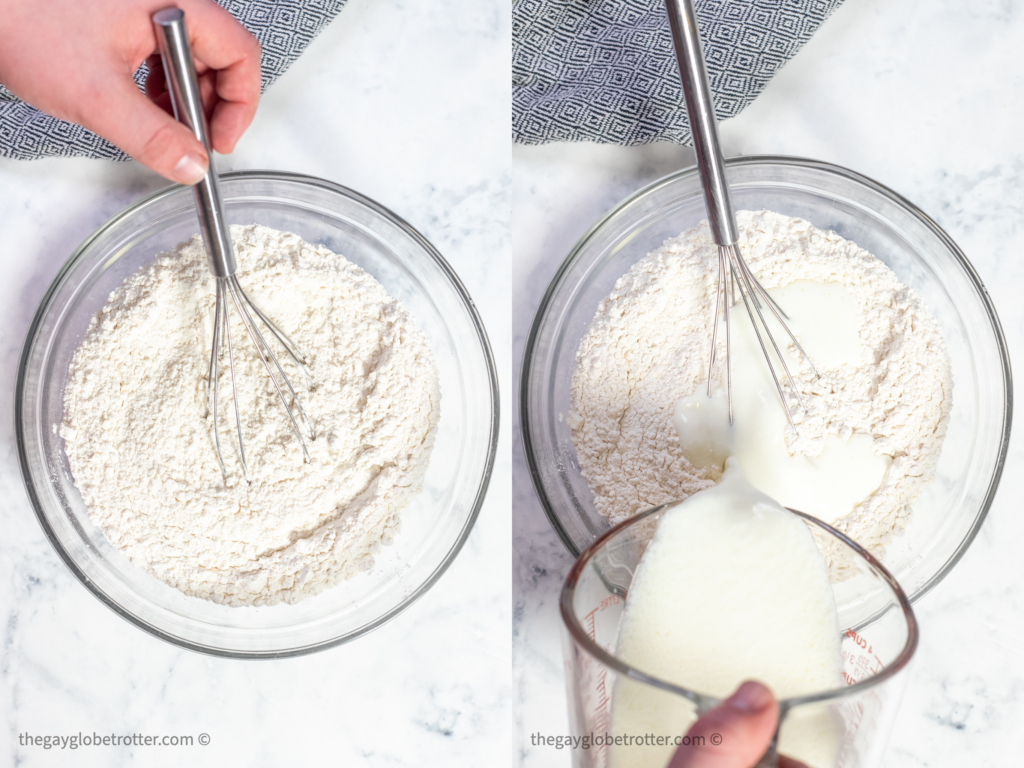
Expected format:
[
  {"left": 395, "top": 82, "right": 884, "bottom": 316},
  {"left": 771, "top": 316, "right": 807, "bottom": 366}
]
[
  {"left": 668, "top": 682, "right": 808, "bottom": 768},
  {"left": 560, "top": 501, "right": 918, "bottom": 768}
]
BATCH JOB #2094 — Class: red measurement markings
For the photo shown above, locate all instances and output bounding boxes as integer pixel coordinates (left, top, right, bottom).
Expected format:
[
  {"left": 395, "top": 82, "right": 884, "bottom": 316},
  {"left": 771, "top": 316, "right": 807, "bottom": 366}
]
[
  {"left": 844, "top": 628, "right": 873, "bottom": 655},
  {"left": 581, "top": 595, "right": 622, "bottom": 764},
  {"left": 840, "top": 698, "right": 866, "bottom": 732},
  {"left": 841, "top": 629, "right": 885, "bottom": 684},
  {"left": 594, "top": 669, "right": 611, "bottom": 730},
  {"left": 582, "top": 594, "right": 622, "bottom": 635}
]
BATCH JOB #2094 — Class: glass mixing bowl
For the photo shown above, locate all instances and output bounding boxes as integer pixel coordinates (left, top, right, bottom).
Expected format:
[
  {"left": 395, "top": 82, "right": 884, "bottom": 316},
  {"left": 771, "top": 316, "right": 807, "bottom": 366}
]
[
  {"left": 17, "top": 171, "right": 498, "bottom": 657},
  {"left": 521, "top": 155, "right": 1011, "bottom": 602}
]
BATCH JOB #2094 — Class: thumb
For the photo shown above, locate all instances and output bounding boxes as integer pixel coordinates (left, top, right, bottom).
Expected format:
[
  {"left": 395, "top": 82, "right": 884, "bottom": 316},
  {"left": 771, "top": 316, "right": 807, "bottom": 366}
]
[
  {"left": 84, "top": 77, "right": 209, "bottom": 185},
  {"left": 668, "top": 681, "right": 780, "bottom": 768}
]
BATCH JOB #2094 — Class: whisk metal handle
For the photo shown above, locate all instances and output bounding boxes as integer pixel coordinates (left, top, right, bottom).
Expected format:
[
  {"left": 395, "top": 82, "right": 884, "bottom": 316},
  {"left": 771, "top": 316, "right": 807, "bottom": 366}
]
[
  {"left": 153, "top": 7, "right": 237, "bottom": 279},
  {"left": 665, "top": 0, "right": 738, "bottom": 247}
]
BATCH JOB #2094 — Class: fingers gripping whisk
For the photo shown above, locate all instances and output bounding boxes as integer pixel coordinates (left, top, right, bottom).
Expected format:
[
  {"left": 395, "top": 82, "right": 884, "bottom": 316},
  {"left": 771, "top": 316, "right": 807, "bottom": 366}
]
[{"left": 206, "top": 276, "right": 316, "bottom": 482}]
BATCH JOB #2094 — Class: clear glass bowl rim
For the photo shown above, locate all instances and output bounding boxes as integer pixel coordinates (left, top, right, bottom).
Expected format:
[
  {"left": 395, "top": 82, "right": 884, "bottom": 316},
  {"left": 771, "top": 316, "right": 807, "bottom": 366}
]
[
  {"left": 560, "top": 502, "right": 920, "bottom": 710},
  {"left": 15, "top": 169, "right": 500, "bottom": 658},
  {"left": 521, "top": 154, "right": 1012, "bottom": 604}
]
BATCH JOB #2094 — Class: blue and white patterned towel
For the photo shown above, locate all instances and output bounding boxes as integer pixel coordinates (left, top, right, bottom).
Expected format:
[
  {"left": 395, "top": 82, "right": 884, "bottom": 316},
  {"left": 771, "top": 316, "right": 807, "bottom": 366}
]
[
  {"left": 513, "top": 0, "right": 844, "bottom": 145},
  {"left": 0, "top": 0, "right": 346, "bottom": 161}
]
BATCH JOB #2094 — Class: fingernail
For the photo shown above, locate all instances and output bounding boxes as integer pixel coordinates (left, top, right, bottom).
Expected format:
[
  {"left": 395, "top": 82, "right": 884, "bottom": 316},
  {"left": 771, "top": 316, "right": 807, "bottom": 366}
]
[
  {"left": 173, "top": 153, "right": 208, "bottom": 185},
  {"left": 726, "top": 681, "right": 774, "bottom": 713}
]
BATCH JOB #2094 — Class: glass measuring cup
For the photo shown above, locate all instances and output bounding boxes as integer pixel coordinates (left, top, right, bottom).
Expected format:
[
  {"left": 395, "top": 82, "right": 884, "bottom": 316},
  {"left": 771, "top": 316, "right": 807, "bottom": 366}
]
[{"left": 560, "top": 503, "right": 918, "bottom": 768}]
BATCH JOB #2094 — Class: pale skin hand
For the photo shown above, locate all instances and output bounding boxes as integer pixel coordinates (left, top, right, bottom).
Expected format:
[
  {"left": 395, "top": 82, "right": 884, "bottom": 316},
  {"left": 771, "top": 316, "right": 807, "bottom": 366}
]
[
  {"left": 0, "top": 0, "right": 261, "bottom": 184},
  {"left": 668, "top": 681, "right": 809, "bottom": 768}
]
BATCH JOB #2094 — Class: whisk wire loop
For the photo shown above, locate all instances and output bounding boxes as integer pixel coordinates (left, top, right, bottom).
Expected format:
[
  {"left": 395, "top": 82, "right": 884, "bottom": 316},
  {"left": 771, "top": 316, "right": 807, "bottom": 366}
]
[
  {"left": 733, "top": 250, "right": 818, "bottom": 378},
  {"left": 707, "top": 247, "right": 734, "bottom": 420},
  {"left": 707, "top": 249, "right": 724, "bottom": 391},
  {"left": 207, "top": 283, "right": 226, "bottom": 474},
  {"left": 206, "top": 279, "right": 253, "bottom": 481},
  {"left": 708, "top": 245, "right": 818, "bottom": 428},
  {"left": 234, "top": 282, "right": 315, "bottom": 382},
  {"left": 207, "top": 276, "right": 314, "bottom": 482},
  {"left": 227, "top": 277, "right": 312, "bottom": 455},
  {"left": 222, "top": 281, "right": 250, "bottom": 479}
]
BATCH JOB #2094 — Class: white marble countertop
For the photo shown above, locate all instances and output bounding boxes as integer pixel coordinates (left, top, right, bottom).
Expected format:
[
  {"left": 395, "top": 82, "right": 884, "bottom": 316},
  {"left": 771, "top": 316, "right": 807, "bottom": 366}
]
[
  {"left": 514, "top": 0, "right": 1024, "bottom": 765},
  {"left": 0, "top": 1, "right": 510, "bottom": 766}
]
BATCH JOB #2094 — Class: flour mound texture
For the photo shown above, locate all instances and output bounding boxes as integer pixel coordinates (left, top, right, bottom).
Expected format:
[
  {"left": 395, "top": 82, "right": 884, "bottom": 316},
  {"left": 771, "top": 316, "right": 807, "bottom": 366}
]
[
  {"left": 61, "top": 225, "right": 440, "bottom": 606},
  {"left": 569, "top": 210, "right": 952, "bottom": 554}
]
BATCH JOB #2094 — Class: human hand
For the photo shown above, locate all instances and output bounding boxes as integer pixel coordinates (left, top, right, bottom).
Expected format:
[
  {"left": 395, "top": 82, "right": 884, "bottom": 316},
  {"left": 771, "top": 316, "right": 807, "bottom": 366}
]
[
  {"left": 0, "top": 0, "right": 260, "bottom": 184},
  {"left": 668, "top": 681, "right": 807, "bottom": 768}
]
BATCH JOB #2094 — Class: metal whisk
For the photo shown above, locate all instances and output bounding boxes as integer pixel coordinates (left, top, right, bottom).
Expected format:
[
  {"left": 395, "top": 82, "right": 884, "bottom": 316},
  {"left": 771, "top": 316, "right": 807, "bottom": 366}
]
[
  {"left": 154, "top": 8, "right": 314, "bottom": 481},
  {"left": 665, "top": 0, "right": 817, "bottom": 426}
]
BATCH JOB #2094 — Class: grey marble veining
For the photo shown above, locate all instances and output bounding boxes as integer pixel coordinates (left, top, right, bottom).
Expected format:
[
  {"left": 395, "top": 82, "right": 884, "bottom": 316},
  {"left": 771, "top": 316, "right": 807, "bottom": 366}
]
[
  {"left": 513, "top": 0, "right": 1024, "bottom": 765},
  {"left": 0, "top": 0, "right": 510, "bottom": 765}
]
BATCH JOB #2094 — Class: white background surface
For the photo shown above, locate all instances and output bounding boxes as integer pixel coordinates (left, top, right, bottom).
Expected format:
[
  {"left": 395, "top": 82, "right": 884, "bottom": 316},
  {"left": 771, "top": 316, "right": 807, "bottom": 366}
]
[
  {"left": 0, "top": 0, "right": 511, "bottom": 765},
  {"left": 514, "top": 0, "right": 1024, "bottom": 766}
]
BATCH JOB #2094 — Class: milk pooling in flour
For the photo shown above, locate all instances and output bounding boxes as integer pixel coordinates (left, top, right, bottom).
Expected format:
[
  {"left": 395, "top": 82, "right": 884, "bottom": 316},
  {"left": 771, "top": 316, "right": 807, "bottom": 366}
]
[
  {"left": 61, "top": 225, "right": 440, "bottom": 607},
  {"left": 569, "top": 210, "right": 952, "bottom": 553},
  {"left": 673, "top": 280, "right": 892, "bottom": 524}
]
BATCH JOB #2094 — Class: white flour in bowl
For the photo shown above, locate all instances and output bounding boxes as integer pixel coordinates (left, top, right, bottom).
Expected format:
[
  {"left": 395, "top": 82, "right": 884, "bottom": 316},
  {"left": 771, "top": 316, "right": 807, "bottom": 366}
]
[
  {"left": 61, "top": 225, "right": 440, "bottom": 607},
  {"left": 569, "top": 210, "right": 952, "bottom": 554}
]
